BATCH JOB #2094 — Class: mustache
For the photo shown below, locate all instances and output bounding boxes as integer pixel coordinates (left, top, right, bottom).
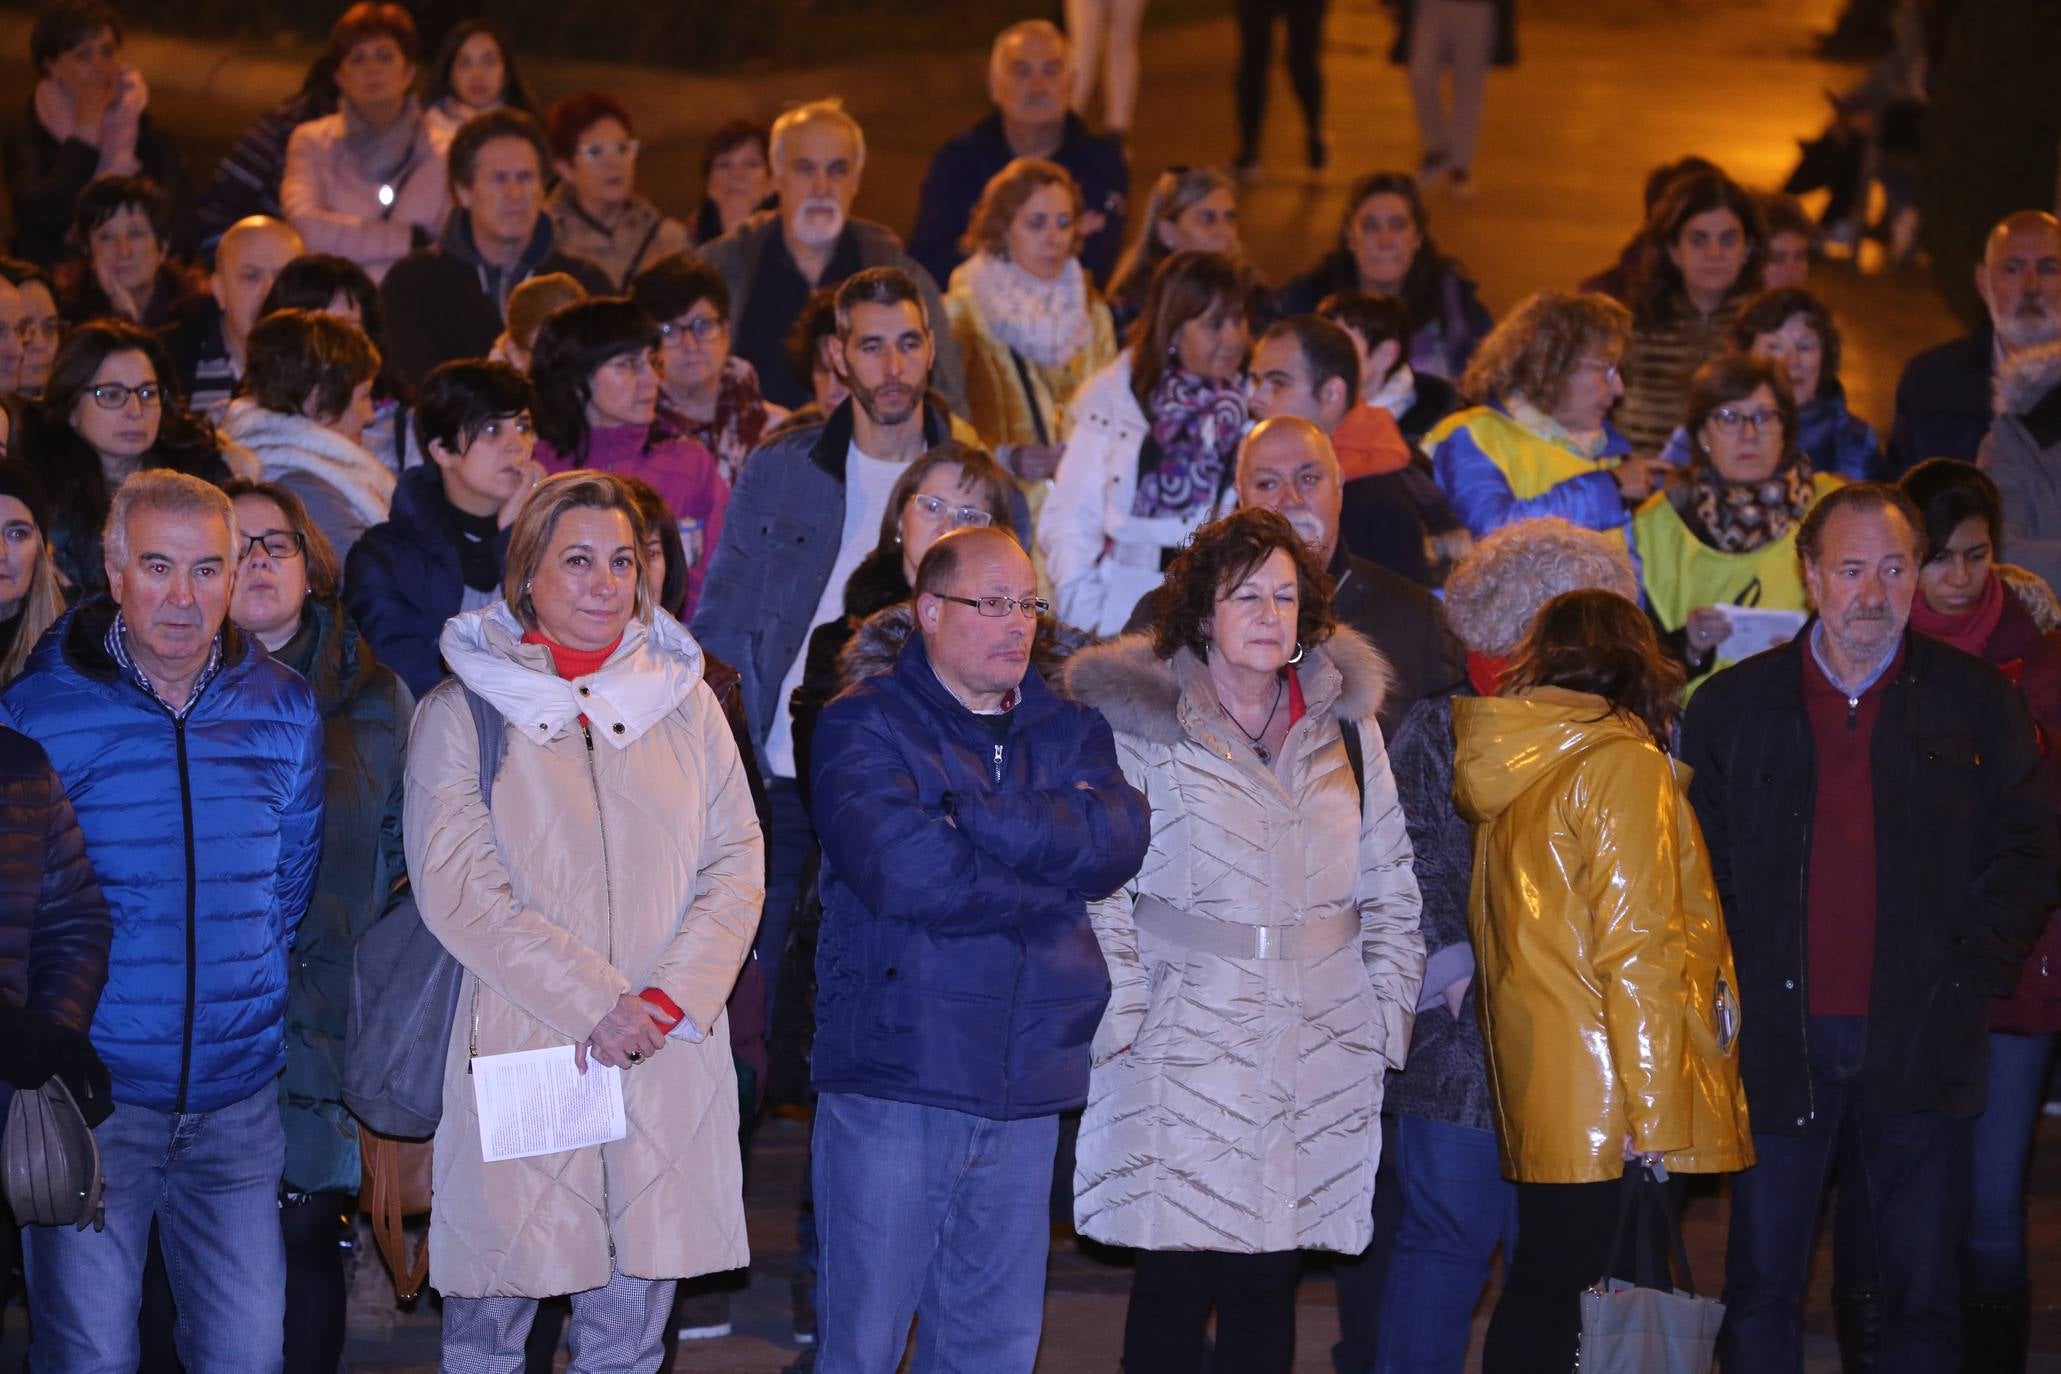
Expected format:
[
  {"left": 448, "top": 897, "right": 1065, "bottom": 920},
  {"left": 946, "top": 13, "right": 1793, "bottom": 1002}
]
[
  {"left": 1841, "top": 606, "right": 1894, "bottom": 622},
  {"left": 2015, "top": 297, "right": 2053, "bottom": 319}
]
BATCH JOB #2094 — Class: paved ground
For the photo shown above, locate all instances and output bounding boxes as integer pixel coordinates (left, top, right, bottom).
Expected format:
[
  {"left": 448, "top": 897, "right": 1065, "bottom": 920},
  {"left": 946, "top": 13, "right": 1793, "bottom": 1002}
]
[{"left": 2, "top": 0, "right": 2043, "bottom": 1369}]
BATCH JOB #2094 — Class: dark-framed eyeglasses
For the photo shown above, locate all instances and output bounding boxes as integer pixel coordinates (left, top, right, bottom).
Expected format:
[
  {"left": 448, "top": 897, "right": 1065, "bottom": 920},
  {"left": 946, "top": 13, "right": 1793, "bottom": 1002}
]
[
  {"left": 1710, "top": 407, "right": 1780, "bottom": 435},
  {"left": 935, "top": 593, "right": 1050, "bottom": 619},
  {"left": 14, "top": 318, "right": 59, "bottom": 344},
  {"left": 238, "top": 530, "right": 306, "bottom": 562},
  {"left": 908, "top": 493, "right": 993, "bottom": 529},
  {"left": 86, "top": 382, "right": 161, "bottom": 410},
  {"left": 658, "top": 316, "right": 725, "bottom": 343}
]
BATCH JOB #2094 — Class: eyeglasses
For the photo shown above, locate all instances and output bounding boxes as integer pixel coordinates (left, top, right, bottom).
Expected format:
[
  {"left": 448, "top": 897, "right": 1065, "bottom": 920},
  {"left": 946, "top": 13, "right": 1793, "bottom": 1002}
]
[
  {"left": 935, "top": 593, "right": 1050, "bottom": 619},
  {"left": 85, "top": 382, "right": 161, "bottom": 410},
  {"left": 658, "top": 316, "right": 725, "bottom": 343},
  {"left": 14, "top": 319, "right": 59, "bottom": 344},
  {"left": 908, "top": 494, "right": 994, "bottom": 529},
  {"left": 1577, "top": 358, "right": 1622, "bottom": 384},
  {"left": 238, "top": 531, "right": 306, "bottom": 562},
  {"left": 576, "top": 137, "right": 639, "bottom": 163},
  {"left": 1711, "top": 407, "right": 1781, "bottom": 434}
]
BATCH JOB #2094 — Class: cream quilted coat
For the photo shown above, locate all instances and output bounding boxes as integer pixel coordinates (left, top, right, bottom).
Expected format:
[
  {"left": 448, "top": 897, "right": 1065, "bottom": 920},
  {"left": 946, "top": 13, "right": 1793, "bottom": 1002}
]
[
  {"left": 1063, "top": 629, "right": 1424, "bottom": 1254},
  {"left": 403, "top": 604, "right": 764, "bottom": 1298}
]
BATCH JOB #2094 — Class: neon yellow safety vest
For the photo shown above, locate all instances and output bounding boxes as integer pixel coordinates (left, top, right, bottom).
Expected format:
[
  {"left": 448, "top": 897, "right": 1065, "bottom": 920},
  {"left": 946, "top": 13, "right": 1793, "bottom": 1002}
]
[
  {"left": 1632, "top": 472, "right": 1843, "bottom": 694},
  {"left": 1424, "top": 406, "right": 1617, "bottom": 501}
]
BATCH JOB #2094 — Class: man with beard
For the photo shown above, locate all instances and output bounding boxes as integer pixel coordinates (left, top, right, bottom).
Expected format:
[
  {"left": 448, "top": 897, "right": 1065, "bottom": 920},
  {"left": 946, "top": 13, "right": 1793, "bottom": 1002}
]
[
  {"left": 1887, "top": 211, "right": 2061, "bottom": 476},
  {"left": 695, "top": 267, "right": 1026, "bottom": 1027},
  {"left": 1126, "top": 415, "right": 1463, "bottom": 740},
  {"left": 702, "top": 100, "right": 966, "bottom": 414},
  {"left": 1680, "top": 482, "right": 2060, "bottom": 1373},
  {"left": 906, "top": 20, "right": 1129, "bottom": 288}
]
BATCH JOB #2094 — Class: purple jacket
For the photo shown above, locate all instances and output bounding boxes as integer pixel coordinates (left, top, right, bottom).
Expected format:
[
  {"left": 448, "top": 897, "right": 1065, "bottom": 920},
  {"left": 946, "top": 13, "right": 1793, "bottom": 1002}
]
[{"left": 536, "top": 425, "right": 729, "bottom": 617}]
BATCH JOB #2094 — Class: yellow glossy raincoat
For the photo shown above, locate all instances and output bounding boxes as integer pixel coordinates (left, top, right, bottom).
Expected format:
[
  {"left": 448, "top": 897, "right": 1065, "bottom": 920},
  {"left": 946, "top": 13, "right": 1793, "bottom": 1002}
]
[{"left": 1451, "top": 688, "right": 1752, "bottom": 1183}]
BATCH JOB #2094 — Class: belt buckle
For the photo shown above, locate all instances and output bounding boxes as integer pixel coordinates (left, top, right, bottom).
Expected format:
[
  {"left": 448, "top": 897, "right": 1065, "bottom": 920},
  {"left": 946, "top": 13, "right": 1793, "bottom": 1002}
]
[{"left": 1252, "top": 925, "right": 1277, "bottom": 960}]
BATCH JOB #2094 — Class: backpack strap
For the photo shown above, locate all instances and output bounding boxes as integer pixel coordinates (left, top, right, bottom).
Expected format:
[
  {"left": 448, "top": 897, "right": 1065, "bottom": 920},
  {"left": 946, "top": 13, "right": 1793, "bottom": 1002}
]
[
  {"left": 1339, "top": 716, "right": 1366, "bottom": 817},
  {"left": 461, "top": 685, "right": 506, "bottom": 809}
]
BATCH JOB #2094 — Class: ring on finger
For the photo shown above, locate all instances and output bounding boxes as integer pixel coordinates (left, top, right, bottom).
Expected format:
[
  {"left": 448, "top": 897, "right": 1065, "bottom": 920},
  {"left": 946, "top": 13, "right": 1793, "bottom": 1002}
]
[{"left": 626, "top": 1050, "right": 642, "bottom": 1064}]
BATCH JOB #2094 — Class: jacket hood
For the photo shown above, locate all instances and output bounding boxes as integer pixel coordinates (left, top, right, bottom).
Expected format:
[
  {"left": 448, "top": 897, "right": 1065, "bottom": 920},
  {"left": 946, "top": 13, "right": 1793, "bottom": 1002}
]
[
  {"left": 841, "top": 547, "right": 912, "bottom": 622},
  {"left": 1063, "top": 626, "right": 1392, "bottom": 745},
  {"left": 1998, "top": 562, "right": 2061, "bottom": 633},
  {"left": 1996, "top": 341, "right": 2061, "bottom": 417},
  {"left": 1450, "top": 688, "right": 1667, "bottom": 824},
  {"left": 839, "top": 599, "right": 1094, "bottom": 694},
  {"left": 221, "top": 398, "right": 396, "bottom": 523},
  {"left": 438, "top": 600, "right": 704, "bottom": 748},
  {"left": 41, "top": 594, "right": 254, "bottom": 688}
]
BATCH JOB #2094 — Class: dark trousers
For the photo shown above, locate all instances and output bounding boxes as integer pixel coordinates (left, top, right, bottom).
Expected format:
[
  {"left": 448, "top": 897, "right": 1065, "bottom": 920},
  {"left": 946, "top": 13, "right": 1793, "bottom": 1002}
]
[
  {"left": 759, "top": 776, "right": 813, "bottom": 1026},
  {"left": 138, "top": 1188, "right": 355, "bottom": 1374},
  {"left": 1123, "top": 1248, "right": 1301, "bottom": 1374},
  {"left": 1330, "top": 1122, "right": 1404, "bottom": 1372},
  {"left": 1719, "top": 1014, "right": 1971, "bottom": 1374},
  {"left": 1234, "top": 0, "right": 1329, "bottom": 154},
  {"left": 1482, "top": 1165, "right": 1683, "bottom": 1374}
]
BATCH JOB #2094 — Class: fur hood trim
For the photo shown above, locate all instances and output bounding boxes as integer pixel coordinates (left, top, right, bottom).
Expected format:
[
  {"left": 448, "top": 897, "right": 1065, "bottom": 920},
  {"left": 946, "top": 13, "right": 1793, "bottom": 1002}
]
[
  {"left": 837, "top": 600, "right": 1095, "bottom": 694},
  {"left": 1064, "top": 626, "right": 1393, "bottom": 745},
  {"left": 1996, "top": 341, "right": 2061, "bottom": 418}
]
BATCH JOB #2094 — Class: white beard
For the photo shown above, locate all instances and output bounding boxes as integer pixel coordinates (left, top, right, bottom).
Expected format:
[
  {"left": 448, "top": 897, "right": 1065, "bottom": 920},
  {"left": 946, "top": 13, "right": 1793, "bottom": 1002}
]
[
  {"left": 1282, "top": 508, "right": 1328, "bottom": 550},
  {"left": 789, "top": 199, "right": 847, "bottom": 249}
]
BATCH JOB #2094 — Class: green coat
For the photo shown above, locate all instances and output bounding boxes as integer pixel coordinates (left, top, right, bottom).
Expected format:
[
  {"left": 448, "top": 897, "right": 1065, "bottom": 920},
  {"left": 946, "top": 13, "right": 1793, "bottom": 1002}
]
[{"left": 277, "top": 596, "right": 412, "bottom": 1194}]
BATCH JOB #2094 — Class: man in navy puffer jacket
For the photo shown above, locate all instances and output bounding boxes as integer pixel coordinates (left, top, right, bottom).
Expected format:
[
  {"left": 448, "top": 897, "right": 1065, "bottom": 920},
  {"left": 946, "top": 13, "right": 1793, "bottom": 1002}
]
[
  {"left": 2, "top": 472, "right": 324, "bottom": 1374},
  {"left": 809, "top": 526, "right": 1149, "bottom": 1374}
]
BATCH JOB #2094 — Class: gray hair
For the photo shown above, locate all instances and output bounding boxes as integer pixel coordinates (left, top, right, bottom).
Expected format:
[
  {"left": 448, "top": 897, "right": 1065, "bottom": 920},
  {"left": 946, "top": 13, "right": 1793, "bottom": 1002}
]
[
  {"left": 991, "top": 19, "right": 1069, "bottom": 77},
  {"left": 103, "top": 470, "right": 237, "bottom": 571},
  {"left": 769, "top": 98, "right": 866, "bottom": 177},
  {"left": 1442, "top": 517, "right": 1640, "bottom": 657}
]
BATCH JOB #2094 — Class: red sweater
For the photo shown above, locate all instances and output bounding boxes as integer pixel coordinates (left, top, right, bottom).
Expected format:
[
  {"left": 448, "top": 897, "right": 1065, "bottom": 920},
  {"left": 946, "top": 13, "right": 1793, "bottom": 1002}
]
[{"left": 1801, "top": 640, "right": 1903, "bottom": 1016}]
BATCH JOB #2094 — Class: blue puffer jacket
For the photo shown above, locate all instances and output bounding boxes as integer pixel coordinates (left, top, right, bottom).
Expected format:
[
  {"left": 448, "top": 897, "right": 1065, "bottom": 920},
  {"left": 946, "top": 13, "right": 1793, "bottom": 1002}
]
[
  {"left": 810, "top": 631, "right": 1150, "bottom": 1119},
  {"left": 345, "top": 463, "right": 509, "bottom": 699},
  {"left": 0, "top": 599, "right": 326, "bottom": 1114}
]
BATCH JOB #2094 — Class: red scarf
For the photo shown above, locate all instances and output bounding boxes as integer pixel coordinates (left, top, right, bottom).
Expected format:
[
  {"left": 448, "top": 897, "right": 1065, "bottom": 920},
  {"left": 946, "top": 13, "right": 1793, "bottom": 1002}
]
[
  {"left": 1466, "top": 651, "right": 1508, "bottom": 697},
  {"left": 1909, "top": 573, "right": 2005, "bottom": 659},
  {"left": 1332, "top": 403, "right": 1413, "bottom": 479}
]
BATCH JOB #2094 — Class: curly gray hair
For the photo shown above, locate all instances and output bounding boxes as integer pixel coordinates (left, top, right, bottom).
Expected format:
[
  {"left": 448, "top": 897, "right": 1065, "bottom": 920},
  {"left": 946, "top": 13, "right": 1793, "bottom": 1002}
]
[{"left": 1442, "top": 517, "right": 1641, "bottom": 657}]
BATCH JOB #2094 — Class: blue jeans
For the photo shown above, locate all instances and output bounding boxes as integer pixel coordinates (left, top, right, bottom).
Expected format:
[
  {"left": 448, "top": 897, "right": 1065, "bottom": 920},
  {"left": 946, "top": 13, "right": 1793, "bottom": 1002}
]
[
  {"left": 812, "top": 1092, "right": 1058, "bottom": 1374},
  {"left": 24, "top": 1084, "right": 287, "bottom": 1374},
  {"left": 1964, "top": 1030, "right": 2055, "bottom": 1296},
  {"left": 1719, "top": 1015, "right": 1970, "bottom": 1374},
  {"left": 1376, "top": 1116, "right": 1517, "bottom": 1373}
]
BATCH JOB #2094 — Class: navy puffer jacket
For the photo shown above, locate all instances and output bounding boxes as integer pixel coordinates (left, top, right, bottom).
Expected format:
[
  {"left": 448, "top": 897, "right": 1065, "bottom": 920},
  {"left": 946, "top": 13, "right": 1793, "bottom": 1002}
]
[
  {"left": 0, "top": 724, "right": 112, "bottom": 1118},
  {"left": 810, "top": 631, "right": 1150, "bottom": 1119},
  {"left": 1, "top": 599, "right": 326, "bottom": 1114},
  {"left": 345, "top": 464, "right": 509, "bottom": 698}
]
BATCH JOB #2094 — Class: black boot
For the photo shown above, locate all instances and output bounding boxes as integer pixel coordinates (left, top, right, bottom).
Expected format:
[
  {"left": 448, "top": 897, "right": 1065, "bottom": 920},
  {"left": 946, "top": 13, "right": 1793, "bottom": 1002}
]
[
  {"left": 1832, "top": 1286, "right": 1883, "bottom": 1374},
  {"left": 1961, "top": 1290, "right": 2030, "bottom": 1374}
]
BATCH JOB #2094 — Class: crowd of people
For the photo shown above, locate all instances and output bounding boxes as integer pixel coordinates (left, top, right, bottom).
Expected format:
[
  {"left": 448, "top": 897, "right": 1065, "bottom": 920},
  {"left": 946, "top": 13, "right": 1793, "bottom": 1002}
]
[{"left": 0, "top": 1, "right": 2059, "bottom": 1373}]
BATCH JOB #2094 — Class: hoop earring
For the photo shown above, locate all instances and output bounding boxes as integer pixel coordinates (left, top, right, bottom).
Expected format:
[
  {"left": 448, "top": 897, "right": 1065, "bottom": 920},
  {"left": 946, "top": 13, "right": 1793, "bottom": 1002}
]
[{"left": 1287, "top": 642, "right": 1305, "bottom": 665}]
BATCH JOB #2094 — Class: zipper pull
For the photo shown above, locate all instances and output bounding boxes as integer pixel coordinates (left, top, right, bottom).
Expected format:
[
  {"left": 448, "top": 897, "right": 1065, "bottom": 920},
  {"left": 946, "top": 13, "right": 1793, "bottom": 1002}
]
[{"left": 992, "top": 741, "right": 1005, "bottom": 785}]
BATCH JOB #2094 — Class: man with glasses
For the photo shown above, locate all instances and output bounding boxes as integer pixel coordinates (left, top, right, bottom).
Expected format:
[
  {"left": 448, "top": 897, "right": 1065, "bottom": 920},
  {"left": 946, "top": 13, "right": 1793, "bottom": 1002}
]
[
  {"left": 807, "top": 523, "right": 1148, "bottom": 1373},
  {"left": 0, "top": 275, "right": 26, "bottom": 395},
  {"left": 2, "top": 469, "right": 324, "bottom": 1374}
]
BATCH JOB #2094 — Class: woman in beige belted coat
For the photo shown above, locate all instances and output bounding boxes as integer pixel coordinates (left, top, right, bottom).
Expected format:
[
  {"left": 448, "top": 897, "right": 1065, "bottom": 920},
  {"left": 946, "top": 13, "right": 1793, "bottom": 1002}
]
[{"left": 1064, "top": 507, "right": 1425, "bottom": 1374}]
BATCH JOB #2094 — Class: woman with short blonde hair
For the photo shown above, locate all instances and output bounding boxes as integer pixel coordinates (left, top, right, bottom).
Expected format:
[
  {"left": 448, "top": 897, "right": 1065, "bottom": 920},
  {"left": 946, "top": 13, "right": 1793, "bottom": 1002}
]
[{"left": 405, "top": 467, "right": 763, "bottom": 1370}]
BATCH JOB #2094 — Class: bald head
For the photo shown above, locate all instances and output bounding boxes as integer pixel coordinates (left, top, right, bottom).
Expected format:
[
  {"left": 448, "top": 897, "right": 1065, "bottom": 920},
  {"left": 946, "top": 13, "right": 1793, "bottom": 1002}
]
[
  {"left": 213, "top": 216, "right": 305, "bottom": 354},
  {"left": 915, "top": 525, "right": 1037, "bottom": 708},
  {"left": 989, "top": 20, "right": 1070, "bottom": 133},
  {"left": 1978, "top": 211, "right": 2061, "bottom": 352},
  {"left": 0, "top": 277, "right": 21, "bottom": 394},
  {"left": 1238, "top": 417, "right": 1343, "bottom": 564}
]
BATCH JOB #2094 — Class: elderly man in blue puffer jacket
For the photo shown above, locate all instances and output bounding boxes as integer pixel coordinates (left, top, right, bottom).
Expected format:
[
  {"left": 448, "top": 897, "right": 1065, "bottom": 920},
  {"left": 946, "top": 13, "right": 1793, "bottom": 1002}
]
[{"left": 2, "top": 471, "right": 324, "bottom": 1374}]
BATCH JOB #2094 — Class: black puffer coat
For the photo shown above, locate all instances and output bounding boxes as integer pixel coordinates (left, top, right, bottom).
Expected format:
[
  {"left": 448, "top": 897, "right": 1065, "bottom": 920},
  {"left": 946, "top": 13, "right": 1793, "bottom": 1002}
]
[{"left": 0, "top": 723, "right": 112, "bottom": 1117}]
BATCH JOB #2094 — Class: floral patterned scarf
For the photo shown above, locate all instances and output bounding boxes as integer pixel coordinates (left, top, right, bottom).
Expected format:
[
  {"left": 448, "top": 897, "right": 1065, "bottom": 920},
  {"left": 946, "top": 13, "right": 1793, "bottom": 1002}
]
[
  {"left": 1690, "top": 457, "right": 1817, "bottom": 554},
  {"left": 1129, "top": 364, "right": 1247, "bottom": 519}
]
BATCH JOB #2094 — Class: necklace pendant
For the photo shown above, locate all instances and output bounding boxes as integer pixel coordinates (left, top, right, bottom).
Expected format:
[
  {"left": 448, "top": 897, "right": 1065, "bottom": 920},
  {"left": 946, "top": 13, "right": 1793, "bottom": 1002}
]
[{"left": 1252, "top": 741, "right": 1270, "bottom": 764}]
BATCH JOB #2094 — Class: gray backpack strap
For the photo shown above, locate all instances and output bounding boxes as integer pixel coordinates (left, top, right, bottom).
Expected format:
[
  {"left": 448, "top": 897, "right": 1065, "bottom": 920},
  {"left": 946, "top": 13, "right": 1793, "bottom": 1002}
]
[{"left": 461, "top": 685, "right": 506, "bottom": 809}]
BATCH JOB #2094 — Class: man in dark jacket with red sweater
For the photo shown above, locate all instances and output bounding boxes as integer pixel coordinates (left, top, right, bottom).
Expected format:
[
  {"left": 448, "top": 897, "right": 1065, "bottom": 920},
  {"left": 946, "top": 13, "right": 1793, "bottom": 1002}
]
[
  {"left": 1680, "top": 482, "right": 2061, "bottom": 1374},
  {"left": 809, "top": 525, "right": 1149, "bottom": 1374}
]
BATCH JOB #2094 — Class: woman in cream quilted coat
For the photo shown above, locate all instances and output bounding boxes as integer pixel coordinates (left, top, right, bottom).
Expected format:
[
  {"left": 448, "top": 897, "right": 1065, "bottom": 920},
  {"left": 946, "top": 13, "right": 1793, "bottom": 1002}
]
[{"left": 1065, "top": 507, "right": 1424, "bottom": 1374}]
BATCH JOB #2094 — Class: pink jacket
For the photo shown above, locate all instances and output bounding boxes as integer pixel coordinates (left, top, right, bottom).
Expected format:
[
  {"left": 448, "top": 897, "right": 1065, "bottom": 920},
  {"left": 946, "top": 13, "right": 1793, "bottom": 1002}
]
[
  {"left": 536, "top": 426, "right": 730, "bottom": 617},
  {"left": 280, "top": 112, "right": 449, "bottom": 283}
]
